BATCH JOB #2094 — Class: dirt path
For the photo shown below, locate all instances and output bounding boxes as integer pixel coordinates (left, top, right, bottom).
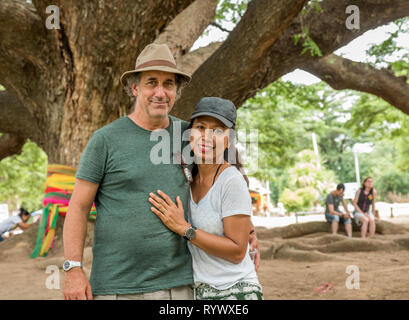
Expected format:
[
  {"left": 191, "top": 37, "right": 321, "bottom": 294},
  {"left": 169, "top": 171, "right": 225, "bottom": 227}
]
[{"left": 1, "top": 217, "right": 409, "bottom": 300}]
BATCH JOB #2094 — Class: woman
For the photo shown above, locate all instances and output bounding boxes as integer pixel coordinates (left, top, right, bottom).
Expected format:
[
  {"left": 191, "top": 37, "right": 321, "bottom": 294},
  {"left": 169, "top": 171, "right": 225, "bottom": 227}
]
[
  {"left": 148, "top": 97, "right": 263, "bottom": 300},
  {"left": 352, "top": 177, "right": 377, "bottom": 237}
]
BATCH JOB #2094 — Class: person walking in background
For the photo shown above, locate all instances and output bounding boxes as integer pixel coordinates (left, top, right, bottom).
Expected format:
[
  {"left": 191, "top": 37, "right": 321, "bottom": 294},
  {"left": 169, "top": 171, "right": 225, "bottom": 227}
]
[
  {"left": 324, "top": 184, "right": 352, "bottom": 237},
  {"left": 352, "top": 177, "right": 377, "bottom": 238}
]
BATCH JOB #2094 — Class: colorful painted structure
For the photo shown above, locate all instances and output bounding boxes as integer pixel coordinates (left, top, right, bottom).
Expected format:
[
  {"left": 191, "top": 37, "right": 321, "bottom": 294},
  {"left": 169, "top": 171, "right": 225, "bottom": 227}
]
[{"left": 31, "top": 164, "right": 96, "bottom": 258}]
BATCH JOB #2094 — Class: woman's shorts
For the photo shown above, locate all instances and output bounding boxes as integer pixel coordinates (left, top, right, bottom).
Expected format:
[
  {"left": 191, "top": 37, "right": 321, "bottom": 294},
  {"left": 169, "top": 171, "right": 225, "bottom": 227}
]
[
  {"left": 325, "top": 212, "right": 351, "bottom": 224},
  {"left": 353, "top": 211, "right": 374, "bottom": 226},
  {"left": 195, "top": 281, "right": 264, "bottom": 300}
]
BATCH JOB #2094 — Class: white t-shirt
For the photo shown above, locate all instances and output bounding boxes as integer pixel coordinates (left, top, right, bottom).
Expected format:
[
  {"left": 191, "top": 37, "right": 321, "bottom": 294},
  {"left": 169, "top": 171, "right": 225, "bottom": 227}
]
[
  {"left": 0, "top": 216, "right": 22, "bottom": 235},
  {"left": 187, "top": 166, "right": 261, "bottom": 290}
]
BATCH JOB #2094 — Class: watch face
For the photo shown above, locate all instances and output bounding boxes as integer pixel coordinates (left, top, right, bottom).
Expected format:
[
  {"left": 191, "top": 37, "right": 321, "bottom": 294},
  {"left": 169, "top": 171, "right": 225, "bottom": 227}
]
[
  {"left": 63, "top": 261, "right": 70, "bottom": 270},
  {"left": 186, "top": 227, "right": 196, "bottom": 240}
]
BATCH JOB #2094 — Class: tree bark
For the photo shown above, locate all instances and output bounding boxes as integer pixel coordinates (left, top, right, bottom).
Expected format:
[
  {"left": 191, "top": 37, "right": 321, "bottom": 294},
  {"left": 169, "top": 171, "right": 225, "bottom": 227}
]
[
  {"left": 177, "top": 42, "right": 223, "bottom": 75},
  {"left": 154, "top": 0, "right": 219, "bottom": 59},
  {"left": 0, "top": 133, "right": 27, "bottom": 160},
  {"left": 0, "top": 91, "right": 40, "bottom": 139},
  {"left": 1, "top": 0, "right": 195, "bottom": 166}
]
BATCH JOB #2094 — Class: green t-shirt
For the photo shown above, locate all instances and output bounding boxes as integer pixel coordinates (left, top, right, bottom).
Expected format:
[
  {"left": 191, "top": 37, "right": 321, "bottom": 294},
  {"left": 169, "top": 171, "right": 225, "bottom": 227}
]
[{"left": 76, "top": 115, "right": 193, "bottom": 295}]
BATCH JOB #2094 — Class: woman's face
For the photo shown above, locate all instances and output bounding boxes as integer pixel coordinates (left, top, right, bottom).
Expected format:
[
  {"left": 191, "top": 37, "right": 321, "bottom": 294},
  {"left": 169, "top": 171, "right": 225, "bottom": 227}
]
[
  {"left": 364, "top": 178, "right": 374, "bottom": 189},
  {"left": 190, "top": 116, "right": 230, "bottom": 165}
]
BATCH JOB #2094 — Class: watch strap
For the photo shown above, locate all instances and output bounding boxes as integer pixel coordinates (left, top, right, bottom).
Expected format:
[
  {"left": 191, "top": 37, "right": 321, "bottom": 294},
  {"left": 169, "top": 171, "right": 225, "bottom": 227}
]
[{"left": 63, "top": 260, "right": 82, "bottom": 271}]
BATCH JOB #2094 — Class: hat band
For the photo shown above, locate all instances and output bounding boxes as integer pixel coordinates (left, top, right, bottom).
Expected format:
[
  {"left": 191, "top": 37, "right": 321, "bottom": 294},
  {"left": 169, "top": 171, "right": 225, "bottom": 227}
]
[{"left": 135, "top": 59, "right": 177, "bottom": 70}]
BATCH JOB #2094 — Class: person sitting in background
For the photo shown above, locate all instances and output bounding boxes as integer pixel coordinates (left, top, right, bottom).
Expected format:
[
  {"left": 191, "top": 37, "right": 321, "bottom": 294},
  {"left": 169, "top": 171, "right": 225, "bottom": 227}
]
[
  {"left": 352, "top": 177, "right": 377, "bottom": 238},
  {"left": 324, "top": 184, "right": 352, "bottom": 237},
  {"left": 0, "top": 208, "right": 32, "bottom": 242}
]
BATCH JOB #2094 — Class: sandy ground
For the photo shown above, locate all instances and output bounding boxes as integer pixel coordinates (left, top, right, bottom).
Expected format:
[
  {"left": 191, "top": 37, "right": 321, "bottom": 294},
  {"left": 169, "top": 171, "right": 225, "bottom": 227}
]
[{"left": 1, "top": 215, "right": 409, "bottom": 300}]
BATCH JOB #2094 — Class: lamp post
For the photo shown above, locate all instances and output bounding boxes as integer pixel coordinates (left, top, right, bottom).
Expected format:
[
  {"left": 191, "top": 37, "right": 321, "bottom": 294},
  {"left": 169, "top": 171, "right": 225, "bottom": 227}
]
[
  {"left": 353, "top": 147, "right": 360, "bottom": 186},
  {"left": 312, "top": 132, "right": 320, "bottom": 169}
]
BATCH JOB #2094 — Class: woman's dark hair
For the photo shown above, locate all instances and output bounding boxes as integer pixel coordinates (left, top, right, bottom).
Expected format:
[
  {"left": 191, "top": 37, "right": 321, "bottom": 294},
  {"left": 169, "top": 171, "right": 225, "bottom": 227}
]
[
  {"left": 18, "top": 207, "right": 30, "bottom": 218},
  {"left": 188, "top": 120, "right": 249, "bottom": 187}
]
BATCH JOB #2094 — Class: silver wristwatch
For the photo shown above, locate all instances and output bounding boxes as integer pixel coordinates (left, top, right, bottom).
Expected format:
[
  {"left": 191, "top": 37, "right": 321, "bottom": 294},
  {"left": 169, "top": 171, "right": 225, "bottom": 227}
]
[
  {"left": 183, "top": 226, "right": 197, "bottom": 241},
  {"left": 63, "top": 260, "right": 82, "bottom": 272}
]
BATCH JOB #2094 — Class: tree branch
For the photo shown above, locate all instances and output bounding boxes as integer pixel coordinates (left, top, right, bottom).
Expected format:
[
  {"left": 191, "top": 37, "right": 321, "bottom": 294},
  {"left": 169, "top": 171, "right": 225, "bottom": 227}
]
[
  {"left": 210, "top": 22, "right": 231, "bottom": 34},
  {"left": 0, "top": 133, "right": 27, "bottom": 161},
  {"left": 301, "top": 54, "right": 409, "bottom": 115},
  {"left": 155, "top": 0, "right": 219, "bottom": 59},
  {"left": 177, "top": 42, "right": 223, "bottom": 75},
  {"left": 0, "top": 0, "right": 66, "bottom": 127},
  {"left": 250, "top": 0, "right": 409, "bottom": 101},
  {"left": 174, "top": 0, "right": 308, "bottom": 120},
  {"left": 173, "top": 0, "right": 409, "bottom": 119}
]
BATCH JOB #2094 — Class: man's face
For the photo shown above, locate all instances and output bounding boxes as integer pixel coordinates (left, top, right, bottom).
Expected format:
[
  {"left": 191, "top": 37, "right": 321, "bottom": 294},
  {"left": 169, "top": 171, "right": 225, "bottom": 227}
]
[
  {"left": 337, "top": 188, "right": 344, "bottom": 197},
  {"left": 132, "top": 70, "right": 177, "bottom": 120},
  {"left": 22, "top": 214, "right": 30, "bottom": 223}
]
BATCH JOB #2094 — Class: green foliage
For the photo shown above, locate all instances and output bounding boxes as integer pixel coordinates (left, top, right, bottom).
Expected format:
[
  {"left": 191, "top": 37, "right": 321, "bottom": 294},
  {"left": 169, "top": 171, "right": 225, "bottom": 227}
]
[
  {"left": 365, "top": 18, "right": 409, "bottom": 80},
  {"left": 215, "top": 0, "right": 250, "bottom": 27},
  {"left": 354, "top": 140, "right": 409, "bottom": 201},
  {"left": 237, "top": 69, "right": 409, "bottom": 204},
  {"left": 279, "top": 186, "right": 319, "bottom": 213},
  {"left": 275, "top": 148, "right": 337, "bottom": 213},
  {"left": 0, "top": 140, "right": 48, "bottom": 212},
  {"left": 294, "top": 1, "right": 324, "bottom": 57},
  {"left": 268, "top": 168, "right": 290, "bottom": 204},
  {"left": 296, "top": 187, "right": 319, "bottom": 209},
  {"left": 288, "top": 150, "right": 336, "bottom": 194},
  {"left": 346, "top": 92, "right": 409, "bottom": 176},
  {"left": 237, "top": 80, "right": 322, "bottom": 181},
  {"left": 376, "top": 171, "right": 409, "bottom": 198},
  {"left": 279, "top": 188, "right": 303, "bottom": 213},
  {"left": 294, "top": 27, "right": 323, "bottom": 57},
  {"left": 280, "top": 149, "right": 336, "bottom": 212},
  {"left": 366, "top": 18, "right": 409, "bottom": 64}
]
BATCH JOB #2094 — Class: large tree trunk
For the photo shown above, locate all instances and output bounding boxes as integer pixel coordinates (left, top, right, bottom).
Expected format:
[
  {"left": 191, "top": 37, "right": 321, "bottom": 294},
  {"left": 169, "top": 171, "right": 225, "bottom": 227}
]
[
  {"left": 1, "top": 0, "right": 408, "bottom": 166},
  {"left": 1, "top": 0, "right": 197, "bottom": 166}
]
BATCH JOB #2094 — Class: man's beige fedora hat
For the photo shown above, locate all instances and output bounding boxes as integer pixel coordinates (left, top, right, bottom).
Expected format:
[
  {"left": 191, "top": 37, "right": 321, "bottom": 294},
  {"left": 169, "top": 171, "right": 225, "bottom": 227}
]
[{"left": 120, "top": 43, "right": 191, "bottom": 86}]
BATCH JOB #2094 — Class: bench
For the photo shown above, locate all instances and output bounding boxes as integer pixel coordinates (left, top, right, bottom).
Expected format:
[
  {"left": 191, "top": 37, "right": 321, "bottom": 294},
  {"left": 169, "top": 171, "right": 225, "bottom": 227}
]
[{"left": 295, "top": 211, "right": 323, "bottom": 223}]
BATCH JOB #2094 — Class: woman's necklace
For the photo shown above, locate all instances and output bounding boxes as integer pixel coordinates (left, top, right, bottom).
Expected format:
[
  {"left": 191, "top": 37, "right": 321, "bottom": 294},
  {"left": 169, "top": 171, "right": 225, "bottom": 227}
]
[{"left": 211, "top": 164, "right": 223, "bottom": 186}]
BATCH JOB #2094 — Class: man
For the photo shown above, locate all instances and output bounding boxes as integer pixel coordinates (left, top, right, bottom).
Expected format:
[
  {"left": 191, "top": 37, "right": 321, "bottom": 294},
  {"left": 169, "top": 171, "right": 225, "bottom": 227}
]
[
  {"left": 62, "top": 43, "right": 259, "bottom": 300},
  {"left": 324, "top": 183, "right": 352, "bottom": 237},
  {"left": 0, "top": 208, "right": 32, "bottom": 242}
]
